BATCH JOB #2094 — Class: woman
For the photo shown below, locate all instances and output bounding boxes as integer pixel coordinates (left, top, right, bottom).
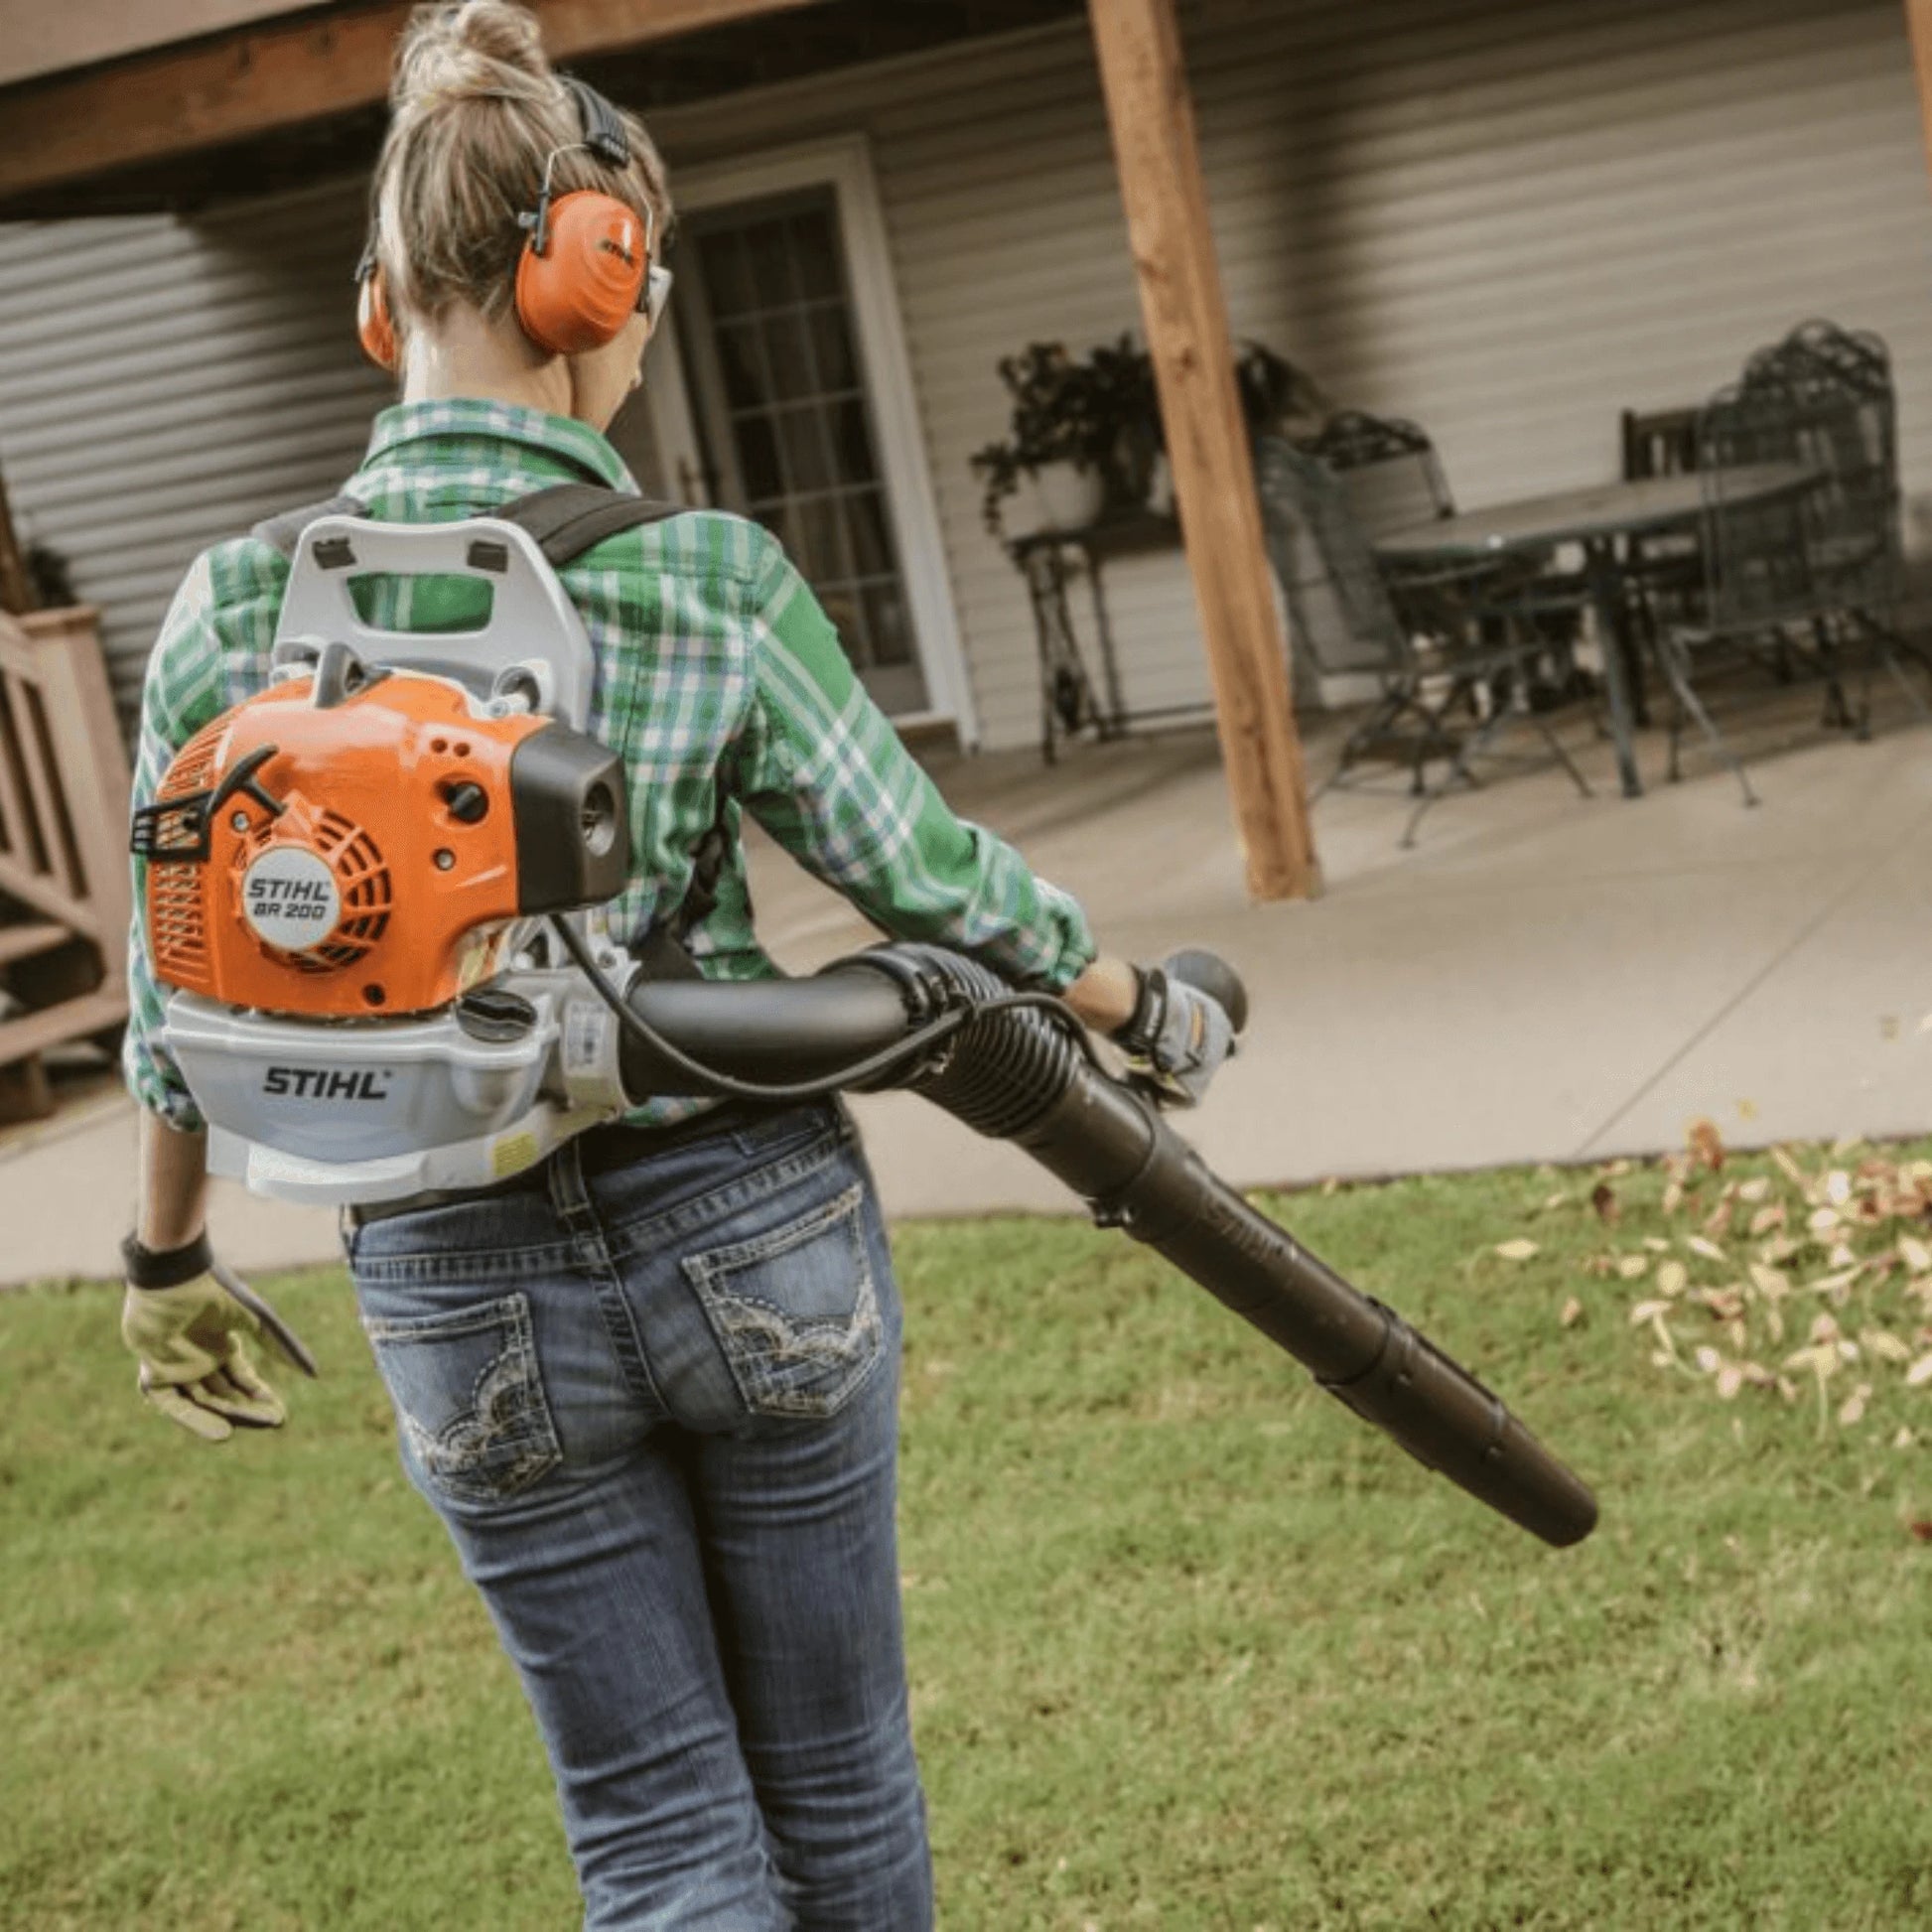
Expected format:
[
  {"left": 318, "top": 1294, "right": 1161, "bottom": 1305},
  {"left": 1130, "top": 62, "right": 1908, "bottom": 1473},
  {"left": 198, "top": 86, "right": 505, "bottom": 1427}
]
[{"left": 117, "top": 4, "right": 1230, "bottom": 1925}]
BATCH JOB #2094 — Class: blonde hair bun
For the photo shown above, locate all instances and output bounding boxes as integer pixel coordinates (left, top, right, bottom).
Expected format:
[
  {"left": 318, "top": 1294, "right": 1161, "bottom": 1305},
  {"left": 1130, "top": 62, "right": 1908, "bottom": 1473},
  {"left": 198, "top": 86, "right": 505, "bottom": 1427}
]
[
  {"left": 391, "top": 1, "right": 549, "bottom": 111},
  {"left": 369, "top": 0, "right": 670, "bottom": 339}
]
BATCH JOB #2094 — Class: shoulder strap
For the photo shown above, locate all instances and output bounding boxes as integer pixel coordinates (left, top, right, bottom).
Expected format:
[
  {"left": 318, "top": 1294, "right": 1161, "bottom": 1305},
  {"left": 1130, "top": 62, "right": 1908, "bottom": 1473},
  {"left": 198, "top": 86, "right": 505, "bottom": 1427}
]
[
  {"left": 492, "top": 483, "right": 687, "bottom": 567},
  {"left": 251, "top": 492, "right": 367, "bottom": 559},
  {"left": 249, "top": 483, "right": 685, "bottom": 566}
]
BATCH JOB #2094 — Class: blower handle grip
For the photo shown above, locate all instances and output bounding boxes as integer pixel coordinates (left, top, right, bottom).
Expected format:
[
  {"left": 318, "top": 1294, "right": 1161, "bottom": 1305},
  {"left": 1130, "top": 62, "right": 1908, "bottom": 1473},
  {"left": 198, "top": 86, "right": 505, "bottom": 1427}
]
[{"left": 1160, "top": 947, "right": 1249, "bottom": 1035}]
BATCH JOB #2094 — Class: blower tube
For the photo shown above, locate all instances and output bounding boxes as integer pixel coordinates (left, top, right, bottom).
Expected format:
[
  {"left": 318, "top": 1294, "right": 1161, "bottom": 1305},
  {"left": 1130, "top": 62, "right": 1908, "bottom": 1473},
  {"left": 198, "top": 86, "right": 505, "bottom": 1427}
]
[{"left": 617, "top": 943, "right": 1596, "bottom": 1549}]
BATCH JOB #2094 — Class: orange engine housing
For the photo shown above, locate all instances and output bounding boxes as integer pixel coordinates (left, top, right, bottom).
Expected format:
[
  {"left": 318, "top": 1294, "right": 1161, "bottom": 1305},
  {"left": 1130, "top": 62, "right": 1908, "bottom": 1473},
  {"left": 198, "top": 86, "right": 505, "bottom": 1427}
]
[{"left": 143, "top": 670, "right": 618, "bottom": 1018}]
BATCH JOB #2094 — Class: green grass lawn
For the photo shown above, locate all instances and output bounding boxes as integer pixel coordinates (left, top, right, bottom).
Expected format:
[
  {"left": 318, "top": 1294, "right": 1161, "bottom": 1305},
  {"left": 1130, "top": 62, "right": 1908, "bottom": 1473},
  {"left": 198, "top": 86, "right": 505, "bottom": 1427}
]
[{"left": 7, "top": 1141, "right": 1932, "bottom": 1930}]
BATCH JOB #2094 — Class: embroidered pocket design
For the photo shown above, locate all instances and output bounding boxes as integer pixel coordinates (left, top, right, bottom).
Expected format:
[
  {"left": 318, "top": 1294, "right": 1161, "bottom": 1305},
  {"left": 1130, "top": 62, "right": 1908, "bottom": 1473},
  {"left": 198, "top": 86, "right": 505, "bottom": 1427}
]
[
  {"left": 362, "top": 1292, "right": 562, "bottom": 1504},
  {"left": 683, "top": 1183, "right": 883, "bottom": 1420}
]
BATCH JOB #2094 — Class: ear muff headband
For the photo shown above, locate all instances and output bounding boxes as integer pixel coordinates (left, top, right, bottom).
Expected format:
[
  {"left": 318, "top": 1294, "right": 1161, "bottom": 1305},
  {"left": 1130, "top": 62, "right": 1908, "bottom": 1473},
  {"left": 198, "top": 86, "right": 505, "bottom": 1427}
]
[
  {"left": 352, "top": 77, "right": 655, "bottom": 369},
  {"left": 513, "top": 78, "right": 650, "bottom": 356}
]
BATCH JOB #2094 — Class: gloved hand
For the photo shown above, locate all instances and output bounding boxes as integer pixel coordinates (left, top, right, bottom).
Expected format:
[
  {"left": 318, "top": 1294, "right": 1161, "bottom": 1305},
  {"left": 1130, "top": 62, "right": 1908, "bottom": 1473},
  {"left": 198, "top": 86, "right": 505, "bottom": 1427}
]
[
  {"left": 121, "top": 1233, "right": 320, "bottom": 1442},
  {"left": 1112, "top": 955, "right": 1238, "bottom": 1106}
]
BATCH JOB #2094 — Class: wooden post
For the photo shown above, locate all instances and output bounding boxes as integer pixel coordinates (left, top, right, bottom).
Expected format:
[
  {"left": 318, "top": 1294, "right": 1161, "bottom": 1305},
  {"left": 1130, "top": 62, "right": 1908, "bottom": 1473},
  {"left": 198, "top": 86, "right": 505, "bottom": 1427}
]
[
  {"left": 1089, "top": 0, "right": 1316, "bottom": 901},
  {"left": 0, "top": 468, "right": 35, "bottom": 618},
  {"left": 1908, "top": 0, "right": 1932, "bottom": 186}
]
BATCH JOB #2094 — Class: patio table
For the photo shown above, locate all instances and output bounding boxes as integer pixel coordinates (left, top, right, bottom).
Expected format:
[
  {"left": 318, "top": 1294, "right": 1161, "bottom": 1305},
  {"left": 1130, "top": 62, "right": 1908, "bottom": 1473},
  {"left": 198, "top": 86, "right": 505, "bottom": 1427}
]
[{"left": 1373, "top": 463, "right": 1812, "bottom": 797}]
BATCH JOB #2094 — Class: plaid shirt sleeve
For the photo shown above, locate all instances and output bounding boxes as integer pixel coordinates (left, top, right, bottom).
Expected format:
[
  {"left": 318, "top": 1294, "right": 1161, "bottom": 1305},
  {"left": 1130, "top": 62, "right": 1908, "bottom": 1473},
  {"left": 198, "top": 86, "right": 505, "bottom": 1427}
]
[
  {"left": 122, "top": 542, "right": 282, "bottom": 1127},
  {"left": 736, "top": 532, "right": 1098, "bottom": 991}
]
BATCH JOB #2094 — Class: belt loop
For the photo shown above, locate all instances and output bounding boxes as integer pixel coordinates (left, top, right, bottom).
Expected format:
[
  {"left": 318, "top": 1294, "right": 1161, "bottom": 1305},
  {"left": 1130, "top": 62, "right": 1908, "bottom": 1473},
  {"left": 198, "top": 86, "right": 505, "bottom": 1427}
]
[{"left": 547, "top": 1135, "right": 596, "bottom": 1229}]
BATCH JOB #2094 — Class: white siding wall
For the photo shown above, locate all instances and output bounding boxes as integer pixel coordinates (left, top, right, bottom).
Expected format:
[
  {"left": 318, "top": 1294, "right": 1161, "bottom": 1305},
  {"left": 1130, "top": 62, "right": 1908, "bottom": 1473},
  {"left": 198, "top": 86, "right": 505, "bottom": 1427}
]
[
  {"left": 0, "top": 176, "right": 388, "bottom": 719},
  {"left": 2, "top": 0, "right": 1930, "bottom": 748}
]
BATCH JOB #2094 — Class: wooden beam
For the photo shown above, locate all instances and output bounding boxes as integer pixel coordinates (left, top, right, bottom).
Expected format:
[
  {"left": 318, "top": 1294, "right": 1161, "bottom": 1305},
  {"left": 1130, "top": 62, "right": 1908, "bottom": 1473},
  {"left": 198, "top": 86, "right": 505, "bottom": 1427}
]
[
  {"left": 1087, "top": 0, "right": 1316, "bottom": 902},
  {"left": 0, "top": 0, "right": 332, "bottom": 92},
  {"left": 0, "top": 0, "right": 831, "bottom": 204}
]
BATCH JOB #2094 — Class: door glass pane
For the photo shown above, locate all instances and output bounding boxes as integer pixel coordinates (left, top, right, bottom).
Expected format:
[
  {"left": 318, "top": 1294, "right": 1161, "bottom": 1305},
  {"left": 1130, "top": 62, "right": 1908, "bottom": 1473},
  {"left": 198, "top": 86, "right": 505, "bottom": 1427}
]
[
  {"left": 797, "top": 498, "right": 843, "bottom": 585},
  {"left": 703, "top": 231, "right": 757, "bottom": 320},
  {"left": 679, "top": 185, "right": 927, "bottom": 716},
  {"left": 761, "top": 314, "right": 815, "bottom": 403},
  {"left": 775, "top": 405, "right": 831, "bottom": 493},
  {"left": 830, "top": 399, "right": 873, "bottom": 480},
  {"left": 743, "top": 218, "right": 798, "bottom": 303},
  {"left": 715, "top": 322, "right": 765, "bottom": 411},
  {"left": 792, "top": 207, "right": 840, "bottom": 300},
  {"left": 737, "top": 415, "right": 781, "bottom": 501},
  {"left": 849, "top": 489, "right": 893, "bottom": 578},
  {"left": 808, "top": 306, "right": 857, "bottom": 394}
]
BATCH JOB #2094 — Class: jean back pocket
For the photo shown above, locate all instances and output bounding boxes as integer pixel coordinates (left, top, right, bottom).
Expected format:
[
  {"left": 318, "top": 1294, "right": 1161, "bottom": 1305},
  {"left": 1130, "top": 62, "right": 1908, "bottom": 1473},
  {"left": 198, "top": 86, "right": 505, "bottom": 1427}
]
[
  {"left": 361, "top": 1292, "right": 563, "bottom": 1505},
  {"left": 682, "top": 1182, "right": 883, "bottom": 1421}
]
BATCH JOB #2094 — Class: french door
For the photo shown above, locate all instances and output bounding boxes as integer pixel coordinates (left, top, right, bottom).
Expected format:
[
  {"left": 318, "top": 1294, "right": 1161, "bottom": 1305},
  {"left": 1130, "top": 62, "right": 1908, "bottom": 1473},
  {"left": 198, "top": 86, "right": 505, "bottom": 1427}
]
[{"left": 613, "top": 138, "right": 970, "bottom": 736}]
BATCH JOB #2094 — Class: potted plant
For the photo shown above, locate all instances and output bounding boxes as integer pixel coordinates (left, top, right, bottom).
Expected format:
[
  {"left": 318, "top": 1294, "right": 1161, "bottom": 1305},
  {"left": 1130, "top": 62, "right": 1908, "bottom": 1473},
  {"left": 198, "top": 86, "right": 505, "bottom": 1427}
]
[
  {"left": 974, "top": 336, "right": 1330, "bottom": 537},
  {"left": 973, "top": 340, "right": 1150, "bottom": 539}
]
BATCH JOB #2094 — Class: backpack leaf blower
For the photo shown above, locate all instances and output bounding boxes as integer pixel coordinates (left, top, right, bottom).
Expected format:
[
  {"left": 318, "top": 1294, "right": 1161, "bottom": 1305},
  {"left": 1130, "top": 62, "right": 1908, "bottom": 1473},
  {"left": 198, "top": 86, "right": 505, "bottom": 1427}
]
[{"left": 134, "top": 498, "right": 1596, "bottom": 1548}]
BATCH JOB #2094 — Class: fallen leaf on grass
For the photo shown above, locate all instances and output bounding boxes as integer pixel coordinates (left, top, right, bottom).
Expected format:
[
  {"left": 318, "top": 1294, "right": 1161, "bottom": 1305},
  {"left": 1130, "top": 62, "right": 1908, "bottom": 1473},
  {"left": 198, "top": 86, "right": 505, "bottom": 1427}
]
[
  {"left": 1560, "top": 1297, "right": 1584, "bottom": 1329},
  {"left": 1901, "top": 1236, "right": 1932, "bottom": 1275},
  {"left": 1688, "top": 1236, "right": 1728, "bottom": 1264},
  {"left": 1688, "top": 1118, "right": 1725, "bottom": 1172},
  {"left": 1657, "top": 1260, "right": 1689, "bottom": 1298},
  {"left": 1590, "top": 1181, "right": 1619, "bottom": 1225},
  {"left": 1839, "top": 1384, "right": 1871, "bottom": 1428},
  {"left": 1494, "top": 1239, "right": 1539, "bottom": 1262},
  {"left": 1907, "top": 1355, "right": 1932, "bottom": 1389},
  {"left": 1908, "top": 1521, "right": 1932, "bottom": 1543},
  {"left": 1783, "top": 1342, "right": 1840, "bottom": 1380},
  {"left": 1617, "top": 1255, "right": 1651, "bottom": 1281}
]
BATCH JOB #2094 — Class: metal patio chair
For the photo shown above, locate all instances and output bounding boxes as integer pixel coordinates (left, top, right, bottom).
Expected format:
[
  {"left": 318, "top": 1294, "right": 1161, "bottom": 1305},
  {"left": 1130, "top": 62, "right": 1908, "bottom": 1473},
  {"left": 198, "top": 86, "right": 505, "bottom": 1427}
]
[
  {"left": 1651, "top": 369, "right": 1894, "bottom": 803},
  {"left": 1620, "top": 403, "right": 1706, "bottom": 621},
  {"left": 1255, "top": 436, "right": 1590, "bottom": 846},
  {"left": 1301, "top": 408, "right": 1591, "bottom": 684},
  {"left": 1739, "top": 321, "right": 1926, "bottom": 701}
]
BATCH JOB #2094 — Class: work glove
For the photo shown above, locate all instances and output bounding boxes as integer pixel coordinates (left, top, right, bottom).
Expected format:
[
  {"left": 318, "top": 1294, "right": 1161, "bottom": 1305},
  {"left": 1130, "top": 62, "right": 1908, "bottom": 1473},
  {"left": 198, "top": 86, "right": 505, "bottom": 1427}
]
[
  {"left": 121, "top": 1233, "right": 319, "bottom": 1442},
  {"left": 1113, "top": 953, "right": 1239, "bottom": 1107}
]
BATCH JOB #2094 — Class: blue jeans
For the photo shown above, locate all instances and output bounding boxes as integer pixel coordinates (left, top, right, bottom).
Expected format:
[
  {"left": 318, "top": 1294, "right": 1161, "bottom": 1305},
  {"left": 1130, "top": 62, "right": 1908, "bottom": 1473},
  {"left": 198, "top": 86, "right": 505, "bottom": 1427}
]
[{"left": 345, "top": 1102, "right": 933, "bottom": 1931}]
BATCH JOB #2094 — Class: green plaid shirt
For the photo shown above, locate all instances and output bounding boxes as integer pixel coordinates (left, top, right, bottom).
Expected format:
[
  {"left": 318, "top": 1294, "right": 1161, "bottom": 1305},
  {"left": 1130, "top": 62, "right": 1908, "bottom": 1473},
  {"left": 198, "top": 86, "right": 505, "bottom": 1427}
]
[{"left": 127, "top": 399, "right": 1096, "bottom": 1130}]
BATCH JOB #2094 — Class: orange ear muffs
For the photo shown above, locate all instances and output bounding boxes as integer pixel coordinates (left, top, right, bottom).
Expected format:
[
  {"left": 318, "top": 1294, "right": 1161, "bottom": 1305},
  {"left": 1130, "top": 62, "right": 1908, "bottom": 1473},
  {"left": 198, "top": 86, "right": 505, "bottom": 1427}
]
[
  {"left": 514, "top": 192, "right": 648, "bottom": 357},
  {"left": 355, "top": 255, "right": 399, "bottom": 372}
]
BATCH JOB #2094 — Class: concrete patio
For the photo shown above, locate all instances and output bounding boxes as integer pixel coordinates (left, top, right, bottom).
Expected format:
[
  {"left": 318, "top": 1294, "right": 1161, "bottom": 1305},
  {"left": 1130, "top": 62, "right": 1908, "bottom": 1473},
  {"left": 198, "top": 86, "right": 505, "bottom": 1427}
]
[{"left": 7, "top": 684, "right": 1932, "bottom": 1288}]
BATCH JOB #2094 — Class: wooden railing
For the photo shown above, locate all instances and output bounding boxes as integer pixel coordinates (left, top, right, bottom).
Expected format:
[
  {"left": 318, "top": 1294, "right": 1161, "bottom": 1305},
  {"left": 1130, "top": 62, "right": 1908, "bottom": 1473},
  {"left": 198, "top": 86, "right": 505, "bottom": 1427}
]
[{"left": 0, "top": 604, "right": 131, "bottom": 1096}]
